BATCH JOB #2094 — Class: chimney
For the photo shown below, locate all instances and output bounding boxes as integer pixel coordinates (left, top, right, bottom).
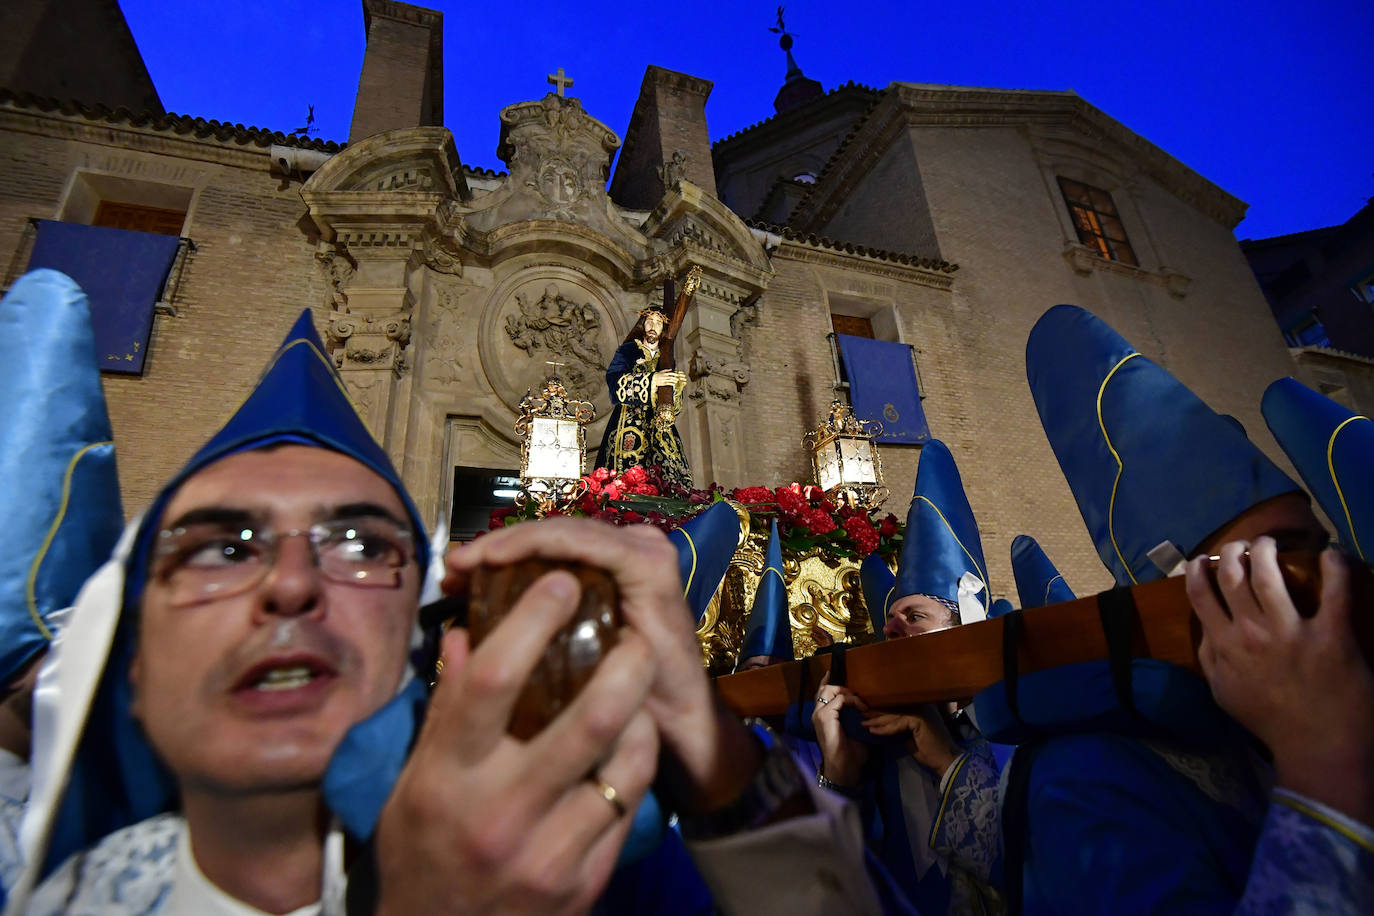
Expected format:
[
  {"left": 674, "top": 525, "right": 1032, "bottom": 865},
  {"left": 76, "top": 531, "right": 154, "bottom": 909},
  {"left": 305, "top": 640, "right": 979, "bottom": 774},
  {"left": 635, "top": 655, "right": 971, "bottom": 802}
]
[
  {"left": 348, "top": 0, "right": 443, "bottom": 144},
  {"left": 609, "top": 66, "right": 715, "bottom": 210}
]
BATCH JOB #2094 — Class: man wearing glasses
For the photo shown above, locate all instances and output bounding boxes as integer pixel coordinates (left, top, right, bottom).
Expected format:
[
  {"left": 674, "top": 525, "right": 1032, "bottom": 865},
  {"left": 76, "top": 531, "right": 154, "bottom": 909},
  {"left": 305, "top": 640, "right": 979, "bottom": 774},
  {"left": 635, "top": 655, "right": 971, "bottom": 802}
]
[{"left": 14, "top": 310, "right": 883, "bottom": 915}]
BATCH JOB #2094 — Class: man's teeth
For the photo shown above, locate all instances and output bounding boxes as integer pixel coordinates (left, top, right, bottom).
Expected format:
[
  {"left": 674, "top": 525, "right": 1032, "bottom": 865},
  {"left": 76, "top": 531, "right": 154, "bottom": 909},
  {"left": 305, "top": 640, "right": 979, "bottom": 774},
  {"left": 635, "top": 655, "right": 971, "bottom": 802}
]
[{"left": 254, "top": 666, "right": 315, "bottom": 691}]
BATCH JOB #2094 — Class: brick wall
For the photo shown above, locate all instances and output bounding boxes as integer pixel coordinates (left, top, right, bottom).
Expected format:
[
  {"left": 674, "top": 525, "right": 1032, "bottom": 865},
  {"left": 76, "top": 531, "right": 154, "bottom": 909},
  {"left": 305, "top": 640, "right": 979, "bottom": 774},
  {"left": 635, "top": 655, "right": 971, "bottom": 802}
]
[
  {"left": 349, "top": 6, "right": 439, "bottom": 143},
  {"left": 0, "top": 109, "right": 332, "bottom": 516},
  {"left": 808, "top": 120, "right": 1310, "bottom": 596}
]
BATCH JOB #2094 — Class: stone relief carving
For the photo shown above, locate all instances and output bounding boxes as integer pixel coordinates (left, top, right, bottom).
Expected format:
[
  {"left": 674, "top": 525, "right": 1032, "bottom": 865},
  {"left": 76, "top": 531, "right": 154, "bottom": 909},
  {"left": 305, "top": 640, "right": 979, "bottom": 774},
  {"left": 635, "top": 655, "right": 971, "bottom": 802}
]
[
  {"left": 424, "top": 286, "right": 468, "bottom": 389},
  {"left": 328, "top": 311, "right": 412, "bottom": 375},
  {"left": 657, "top": 149, "right": 689, "bottom": 188},
  {"left": 315, "top": 245, "right": 355, "bottom": 310},
  {"left": 530, "top": 156, "right": 590, "bottom": 220},
  {"left": 688, "top": 347, "right": 752, "bottom": 405},
  {"left": 503, "top": 284, "right": 607, "bottom": 399}
]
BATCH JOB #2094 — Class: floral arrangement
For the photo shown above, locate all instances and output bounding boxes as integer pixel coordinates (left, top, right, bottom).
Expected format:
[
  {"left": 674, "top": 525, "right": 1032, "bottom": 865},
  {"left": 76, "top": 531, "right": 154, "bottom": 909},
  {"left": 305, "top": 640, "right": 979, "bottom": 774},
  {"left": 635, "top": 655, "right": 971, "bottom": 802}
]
[{"left": 490, "top": 465, "right": 902, "bottom": 560}]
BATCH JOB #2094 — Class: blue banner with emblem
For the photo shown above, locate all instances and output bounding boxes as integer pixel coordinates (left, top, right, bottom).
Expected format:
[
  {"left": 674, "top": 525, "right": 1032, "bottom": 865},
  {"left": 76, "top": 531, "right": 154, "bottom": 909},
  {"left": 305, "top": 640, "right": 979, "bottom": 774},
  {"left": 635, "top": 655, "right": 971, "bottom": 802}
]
[
  {"left": 28, "top": 220, "right": 182, "bottom": 375},
  {"left": 836, "top": 334, "right": 930, "bottom": 444}
]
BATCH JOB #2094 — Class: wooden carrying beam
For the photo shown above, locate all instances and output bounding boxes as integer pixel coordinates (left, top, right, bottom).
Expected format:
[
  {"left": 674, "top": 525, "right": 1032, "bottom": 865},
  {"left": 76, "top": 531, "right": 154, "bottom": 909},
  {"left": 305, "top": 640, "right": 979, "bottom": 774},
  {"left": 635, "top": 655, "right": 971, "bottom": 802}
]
[{"left": 714, "top": 552, "right": 1371, "bottom": 718}]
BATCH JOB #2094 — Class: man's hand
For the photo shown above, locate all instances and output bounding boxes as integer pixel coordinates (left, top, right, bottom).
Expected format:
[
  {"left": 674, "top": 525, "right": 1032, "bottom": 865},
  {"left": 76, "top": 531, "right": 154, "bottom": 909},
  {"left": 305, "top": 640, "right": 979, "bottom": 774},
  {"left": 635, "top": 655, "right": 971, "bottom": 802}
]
[
  {"left": 374, "top": 571, "right": 659, "bottom": 915},
  {"left": 446, "top": 517, "right": 763, "bottom": 815},
  {"left": 1186, "top": 538, "right": 1374, "bottom": 825},
  {"left": 651, "top": 369, "right": 687, "bottom": 390},
  {"left": 813, "top": 673, "right": 869, "bottom": 787},
  {"left": 864, "top": 706, "right": 960, "bottom": 774}
]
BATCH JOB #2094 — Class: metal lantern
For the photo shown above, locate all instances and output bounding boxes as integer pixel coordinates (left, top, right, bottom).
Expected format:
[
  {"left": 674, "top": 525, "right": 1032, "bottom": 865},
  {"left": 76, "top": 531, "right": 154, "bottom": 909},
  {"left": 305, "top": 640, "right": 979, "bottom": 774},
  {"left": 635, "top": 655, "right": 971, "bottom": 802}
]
[
  {"left": 514, "top": 374, "right": 595, "bottom": 516},
  {"left": 803, "top": 399, "right": 888, "bottom": 510}
]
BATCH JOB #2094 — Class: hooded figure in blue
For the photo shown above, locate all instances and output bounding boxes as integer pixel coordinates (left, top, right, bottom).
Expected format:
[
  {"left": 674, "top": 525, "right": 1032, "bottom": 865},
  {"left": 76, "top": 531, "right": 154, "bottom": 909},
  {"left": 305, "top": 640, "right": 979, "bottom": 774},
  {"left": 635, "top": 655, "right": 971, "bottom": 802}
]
[
  {"left": 736, "top": 520, "right": 794, "bottom": 671},
  {"left": 993, "top": 304, "right": 1370, "bottom": 915},
  {"left": 1009, "top": 535, "right": 1075, "bottom": 609},
  {"left": 14, "top": 311, "right": 717, "bottom": 916},
  {"left": 1028, "top": 304, "right": 1302, "bottom": 585},
  {"left": 859, "top": 553, "right": 896, "bottom": 636},
  {"left": 0, "top": 271, "right": 124, "bottom": 900},
  {"left": 1261, "top": 377, "right": 1374, "bottom": 562},
  {"left": 881, "top": 440, "right": 990, "bottom": 640},
  {"left": 668, "top": 500, "right": 740, "bottom": 623},
  {"left": 812, "top": 440, "right": 1004, "bottom": 916}
]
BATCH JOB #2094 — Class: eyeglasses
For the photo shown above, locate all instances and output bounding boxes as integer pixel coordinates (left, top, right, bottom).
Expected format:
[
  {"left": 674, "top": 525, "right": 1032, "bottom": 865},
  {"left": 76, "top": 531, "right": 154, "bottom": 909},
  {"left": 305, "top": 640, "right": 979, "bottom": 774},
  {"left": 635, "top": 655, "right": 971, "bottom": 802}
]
[{"left": 152, "top": 516, "right": 414, "bottom": 608}]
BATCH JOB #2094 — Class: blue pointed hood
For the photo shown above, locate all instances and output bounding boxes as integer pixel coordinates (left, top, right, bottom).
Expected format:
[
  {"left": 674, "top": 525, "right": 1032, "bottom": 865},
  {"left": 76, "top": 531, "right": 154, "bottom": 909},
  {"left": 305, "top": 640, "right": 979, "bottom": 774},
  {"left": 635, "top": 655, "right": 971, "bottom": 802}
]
[
  {"left": 739, "top": 520, "right": 793, "bottom": 662},
  {"left": 1027, "top": 305, "right": 1300, "bottom": 586},
  {"left": 893, "top": 440, "right": 989, "bottom": 621},
  {"left": 1011, "top": 535, "right": 1076, "bottom": 609},
  {"left": 669, "top": 501, "right": 741, "bottom": 621},
  {"left": 124, "top": 309, "right": 429, "bottom": 602},
  {"left": 1262, "top": 377, "right": 1372, "bottom": 561},
  {"left": 859, "top": 552, "right": 896, "bottom": 635},
  {"left": 0, "top": 270, "right": 124, "bottom": 682},
  {"left": 47, "top": 309, "right": 430, "bottom": 874}
]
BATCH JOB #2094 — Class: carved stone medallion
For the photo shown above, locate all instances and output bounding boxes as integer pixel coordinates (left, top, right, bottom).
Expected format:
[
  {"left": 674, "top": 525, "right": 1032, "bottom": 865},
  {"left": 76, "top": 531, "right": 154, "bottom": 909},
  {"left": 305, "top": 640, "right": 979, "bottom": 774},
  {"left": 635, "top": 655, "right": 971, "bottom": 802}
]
[{"left": 477, "top": 269, "right": 626, "bottom": 420}]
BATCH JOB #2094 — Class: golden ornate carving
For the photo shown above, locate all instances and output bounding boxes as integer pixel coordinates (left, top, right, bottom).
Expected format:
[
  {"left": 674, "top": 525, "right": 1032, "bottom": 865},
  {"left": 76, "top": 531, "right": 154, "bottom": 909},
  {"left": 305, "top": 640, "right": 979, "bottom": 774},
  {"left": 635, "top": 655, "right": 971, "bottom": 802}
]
[{"left": 693, "top": 509, "right": 879, "bottom": 672}]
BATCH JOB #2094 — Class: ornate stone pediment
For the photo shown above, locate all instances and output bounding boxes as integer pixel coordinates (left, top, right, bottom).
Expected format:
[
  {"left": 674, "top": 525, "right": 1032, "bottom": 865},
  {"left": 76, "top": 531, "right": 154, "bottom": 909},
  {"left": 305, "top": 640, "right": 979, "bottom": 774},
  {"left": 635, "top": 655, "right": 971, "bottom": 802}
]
[
  {"left": 301, "top": 126, "right": 468, "bottom": 199},
  {"left": 463, "top": 95, "right": 645, "bottom": 258},
  {"left": 641, "top": 181, "right": 773, "bottom": 276}
]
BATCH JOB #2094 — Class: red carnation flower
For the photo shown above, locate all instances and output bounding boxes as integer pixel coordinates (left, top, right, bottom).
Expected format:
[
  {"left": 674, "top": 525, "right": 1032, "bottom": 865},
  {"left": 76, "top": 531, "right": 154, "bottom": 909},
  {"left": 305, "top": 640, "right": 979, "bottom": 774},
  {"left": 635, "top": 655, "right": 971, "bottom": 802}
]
[
  {"left": 844, "top": 515, "right": 880, "bottom": 554},
  {"left": 621, "top": 466, "right": 648, "bottom": 487},
  {"left": 603, "top": 483, "right": 623, "bottom": 501},
  {"left": 774, "top": 486, "right": 807, "bottom": 518},
  {"left": 803, "top": 508, "right": 837, "bottom": 535},
  {"left": 879, "top": 514, "right": 899, "bottom": 537}
]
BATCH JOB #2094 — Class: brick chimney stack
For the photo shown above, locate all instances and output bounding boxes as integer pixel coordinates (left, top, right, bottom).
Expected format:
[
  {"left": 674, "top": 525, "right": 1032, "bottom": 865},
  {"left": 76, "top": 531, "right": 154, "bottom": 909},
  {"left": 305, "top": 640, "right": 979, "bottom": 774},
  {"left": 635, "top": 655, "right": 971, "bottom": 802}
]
[
  {"left": 609, "top": 66, "right": 716, "bottom": 210},
  {"left": 348, "top": 0, "right": 443, "bottom": 144}
]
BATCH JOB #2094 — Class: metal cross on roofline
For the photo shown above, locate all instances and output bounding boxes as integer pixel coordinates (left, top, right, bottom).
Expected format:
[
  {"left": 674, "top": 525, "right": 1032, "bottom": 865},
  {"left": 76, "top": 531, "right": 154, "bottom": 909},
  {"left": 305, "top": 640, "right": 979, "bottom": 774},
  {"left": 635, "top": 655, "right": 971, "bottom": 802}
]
[{"left": 547, "top": 68, "right": 574, "bottom": 97}]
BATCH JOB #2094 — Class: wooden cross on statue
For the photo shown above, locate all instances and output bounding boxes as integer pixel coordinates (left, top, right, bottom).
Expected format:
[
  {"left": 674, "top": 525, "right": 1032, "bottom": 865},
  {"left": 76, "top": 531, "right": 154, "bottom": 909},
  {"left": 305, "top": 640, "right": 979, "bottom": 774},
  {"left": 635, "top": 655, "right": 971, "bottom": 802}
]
[{"left": 547, "top": 68, "right": 574, "bottom": 97}]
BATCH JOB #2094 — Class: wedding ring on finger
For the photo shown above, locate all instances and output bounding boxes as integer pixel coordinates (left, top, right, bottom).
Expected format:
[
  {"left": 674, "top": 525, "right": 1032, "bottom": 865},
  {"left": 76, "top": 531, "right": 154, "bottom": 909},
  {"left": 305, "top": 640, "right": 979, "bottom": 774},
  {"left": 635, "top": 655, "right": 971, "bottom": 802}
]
[{"left": 591, "top": 776, "right": 627, "bottom": 817}]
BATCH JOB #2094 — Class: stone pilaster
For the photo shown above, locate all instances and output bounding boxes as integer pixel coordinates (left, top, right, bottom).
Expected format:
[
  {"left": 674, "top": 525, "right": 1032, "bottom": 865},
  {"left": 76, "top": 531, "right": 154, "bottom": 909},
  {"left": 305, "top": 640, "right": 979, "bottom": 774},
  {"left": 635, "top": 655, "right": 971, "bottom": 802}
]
[{"left": 301, "top": 127, "right": 468, "bottom": 482}]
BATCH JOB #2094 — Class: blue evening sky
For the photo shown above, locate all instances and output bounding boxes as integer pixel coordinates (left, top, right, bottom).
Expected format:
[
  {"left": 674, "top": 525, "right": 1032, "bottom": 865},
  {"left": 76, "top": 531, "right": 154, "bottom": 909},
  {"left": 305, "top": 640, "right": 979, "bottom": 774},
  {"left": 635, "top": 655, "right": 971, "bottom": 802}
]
[{"left": 118, "top": 0, "right": 1372, "bottom": 241}]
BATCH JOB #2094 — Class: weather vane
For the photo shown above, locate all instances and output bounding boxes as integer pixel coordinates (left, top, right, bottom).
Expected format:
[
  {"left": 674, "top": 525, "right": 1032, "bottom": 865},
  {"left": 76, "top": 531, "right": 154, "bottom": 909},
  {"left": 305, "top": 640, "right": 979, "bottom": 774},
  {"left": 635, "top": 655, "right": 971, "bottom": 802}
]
[
  {"left": 769, "top": 6, "right": 796, "bottom": 50},
  {"left": 291, "top": 105, "right": 317, "bottom": 138}
]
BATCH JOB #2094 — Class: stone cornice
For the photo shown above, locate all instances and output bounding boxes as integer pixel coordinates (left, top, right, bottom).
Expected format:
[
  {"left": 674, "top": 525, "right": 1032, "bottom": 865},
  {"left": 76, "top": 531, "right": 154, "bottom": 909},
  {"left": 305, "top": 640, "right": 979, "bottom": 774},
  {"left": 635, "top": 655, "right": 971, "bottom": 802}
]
[
  {"left": 1290, "top": 345, "right": 1374, "bottom": 368},
  {"left": 0, "top": 88, "right": 340, "bottom": 153},
  {"left": 774, "top": 239, "right": 956, "bottom": 290},
  {"left": 711, "top": 82, "right": 881, "bottom": 155},
  {"left": 792, "top": 82, "right": 1248, "bottom": 231},
  {"left": 0, "top": 103, "right": 290, "bottom": 172},
  {"left": 643, "top": 65, "right": 713, "bottom": 99},
  {"left": 746, "top": 218, "right": 957, "bottom": 276}
]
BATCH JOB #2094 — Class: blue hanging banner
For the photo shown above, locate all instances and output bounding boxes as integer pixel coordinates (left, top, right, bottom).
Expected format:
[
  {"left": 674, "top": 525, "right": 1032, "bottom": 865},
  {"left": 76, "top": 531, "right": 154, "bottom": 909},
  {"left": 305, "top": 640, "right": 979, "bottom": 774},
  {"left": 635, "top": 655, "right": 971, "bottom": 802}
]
[
  {"left": 835, "top": 334, "right": 930, "bottom": 444},
  {"left": 28, "top": 220, "right": 183, "bottom": 375}
]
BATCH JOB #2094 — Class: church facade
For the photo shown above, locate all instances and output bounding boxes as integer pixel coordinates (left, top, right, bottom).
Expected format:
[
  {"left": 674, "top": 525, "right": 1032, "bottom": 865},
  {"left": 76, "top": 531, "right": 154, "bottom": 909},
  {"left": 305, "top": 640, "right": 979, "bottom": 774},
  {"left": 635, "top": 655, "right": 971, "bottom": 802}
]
[{"left": 0, "top": 0, "right": 1341, "bottom": 601}]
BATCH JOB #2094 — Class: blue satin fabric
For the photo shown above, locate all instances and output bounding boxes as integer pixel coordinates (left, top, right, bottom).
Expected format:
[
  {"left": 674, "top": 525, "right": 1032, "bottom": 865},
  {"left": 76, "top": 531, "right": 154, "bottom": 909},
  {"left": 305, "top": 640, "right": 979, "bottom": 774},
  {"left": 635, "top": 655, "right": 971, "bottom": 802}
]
[
  {"left": 669, "top": 501, "right": 740, "bottom": 622},
  {"left": 49, "top": 310, "right": 431, "bottom": 875},
  {"left": 1027, "top": 305, "right": 1299, "bottom": 586},
  {"left": 27, "top": 220, "right": 181, "bottom": 375},
  {"left": 988, "top": 598, "right": 1015, "bottom": 618},
  {"left": 893, "top": 439, "right": 989, "bottom": 612},
  {"left": 859, "top": 553, "right": 895, "bottom": 634},
  {"left": 740, "top": 520, "right": 794, "bottom": 661},
  {"left": 835, "top": 333, "right": 930, "bottom": 444},
  {"left": 0, "top": 270, "right": 123, "bottom": 682},
  {"left": 1262, "top": 377, "right": 1373, "bottom": 562},
  {"left": 1010, "top": 535, "right": 1076, "bottom": 609}
]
